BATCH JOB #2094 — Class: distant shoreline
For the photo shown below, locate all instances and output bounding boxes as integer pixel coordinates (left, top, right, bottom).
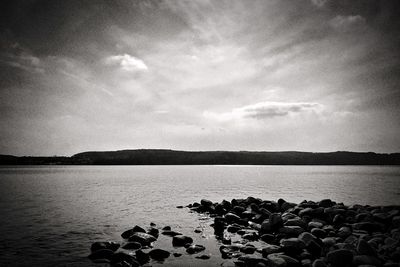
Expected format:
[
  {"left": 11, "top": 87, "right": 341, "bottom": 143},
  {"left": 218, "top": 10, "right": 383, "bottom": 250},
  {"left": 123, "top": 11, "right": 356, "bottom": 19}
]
[{"left": 1, "top": 149, "right": 399, "bottom": 165}]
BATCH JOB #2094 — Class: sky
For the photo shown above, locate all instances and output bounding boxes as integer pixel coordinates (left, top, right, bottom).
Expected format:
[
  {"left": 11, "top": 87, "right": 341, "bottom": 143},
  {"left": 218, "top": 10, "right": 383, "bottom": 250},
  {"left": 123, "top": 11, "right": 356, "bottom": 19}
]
[{"left": 0, "top": 0, "right": 399, "bottom": 156}]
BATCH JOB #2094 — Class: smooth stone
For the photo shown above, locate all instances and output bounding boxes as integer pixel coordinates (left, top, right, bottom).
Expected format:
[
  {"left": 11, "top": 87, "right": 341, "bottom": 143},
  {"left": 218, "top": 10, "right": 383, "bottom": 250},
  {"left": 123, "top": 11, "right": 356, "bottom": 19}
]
[
  {"left": 306, "top": 240, "right": 322, "bottom": 257},
  {"left": 201, "top": 199, "right": 213, "bottom": 207},
  {"left": 91, "top": 241, "right": 120, "bottom": 252},
  {"left": 240, "top": 245, "right": 257, "bottom": 254},
  {"left": 128, "top": 232, "right": 156, "bottom": 246},
  {"left": 308, "top": 221, "right": 323, "bottom": 229},
  {"left": 319, "top": 199, "right": 334, "bottom": 208},
  {"left": 338, "top": 226, "right": 352, "bottom": 238},
  {"left": 88, "top": 249, "right": 114, "bottom": 261},
  {"left": 147, "top": 227, "right": 159, "bottom": 237},
  {"left": 353, "top": 255, "right": 381, "bottom": 266},
  {"left": 280, "top": 238, "right": 306, "bottom": 250},
  {"left": 270, "top": 213, "right": 284, "bottom": 229},
  {"left": 135, "top": 250, "right": 149, "bottom": 265},
  {"left": 261, "top": 244, "right": 281, "bottom": 256},
  {"left": 260, "top": 233, "right": 275, "bottom": 243},
  {"left": 242, "top": 232, "right": 259, "bottom": 241},
  {"left": 357, "top": 239, "right": 377, "bottom": 256},
  {"left": 225, "top": 212, "right": 241, "bottom": 223},
  {"left": 186, "top": 244, "right": 206, "bottom": 254},
  {"left": 238, "top": 255, "right": 269, "bottom": 266},
  {"left": 122, "top": 242, "right": 141, "bottom": 250},
  {"left": 285, "top": 218, "right": 307, "bottom": 229},
  {"left": 322, "top": 237, "right": 337, "bottom": 247},
  {"left": 172, "top": 235, "right": 193, "bottom": 246},
  {"left": 298, "top": 232, "right": 317, "bottom": 246},
  {"left": 110, "top": 251, "right": 140, "bottom": 267},
  {"left": 352, "top": 222, "right": 382, "bottom": 233},
  {"left": 162, "top": 230, "right": 182, "bottom": 236},
  {"left": 312, "top": 259, "right": 327, "bottom": 267},
  {"left": 326, "top": 249, "right": 354, "bottom": 266},
  {"left": 279, "top": 226, "right": 304, "bottom": 236},
  {"left": 162, "top": 226, "right": 171, "bottom": 231},
  {"left": 149, "top": 248, "right": 170, "bottom": 260},
  {"left": 266, "top": 253, "right": 287, "bottom": 267},
  {"left": 195, "top": 254, "right": 210, "bottom": 260},
  {"left": 132, "top": 225, "right": 146, "bottom": 233},
  {"left": 311, "top": 228, "right": 327, "bottom": 238},
  {"left": 227, "top": 225, "right": 241, "bottom": 233},
  {"left": 173, "top": 252, "right": 182, "bottom": 257}
]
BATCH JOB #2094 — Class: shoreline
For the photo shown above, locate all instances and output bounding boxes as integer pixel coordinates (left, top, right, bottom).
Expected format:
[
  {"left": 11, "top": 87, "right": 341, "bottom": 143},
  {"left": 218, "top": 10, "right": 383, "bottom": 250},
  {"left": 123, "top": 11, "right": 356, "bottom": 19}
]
[{"left": 88, "top": 197, "right": 400, "bottom": 267}]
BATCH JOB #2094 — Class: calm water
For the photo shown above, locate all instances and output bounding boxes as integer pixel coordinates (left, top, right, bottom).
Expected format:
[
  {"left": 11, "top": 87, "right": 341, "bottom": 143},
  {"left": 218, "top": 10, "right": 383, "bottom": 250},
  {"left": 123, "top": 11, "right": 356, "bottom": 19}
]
[{"left": 0, "top": 165, "right": 399, "bottom": 266}]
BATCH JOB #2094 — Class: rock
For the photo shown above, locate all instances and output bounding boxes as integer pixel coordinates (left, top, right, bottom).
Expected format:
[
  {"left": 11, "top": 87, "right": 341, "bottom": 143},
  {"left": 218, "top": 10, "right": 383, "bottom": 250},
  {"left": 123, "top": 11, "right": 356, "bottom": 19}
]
[
  {"left": 225, "top": 212, "right": 241, "bottom": 223},
  {"left": 227, "top": 224, "right": 241, "bottom": 233},
  {"left": 162, "top": 226, "right": 171, "bottom": 231},
  {"left": 353, "top": 255, "right": 381, "bottom": 266},
  {"left": 298, "top": 232, "right": 317, "bottom": 246},
  {"left": 280, "top": 238, "right": 306, "bottom": 251},
  {"left": 194, "top": 229, "right": 202, "bottom": 233},
  {"left": 110, "top": 251, "right": 140, "bottom": 267},
  {"left": 260, "top": 233, "right": 275, "bottom": 243},
  {"left": 135, "top": 250, "right": 149, "bottom": 265},
  {"left": 299, "top": 208, "right": 314, "bottom": 217},
  {"left": 201, "top": 199, "right": 213, "bottom": 207},
  {"left": 262, "top": 244, "right": 281, "bottom": 256},
  {"left": 301, "top": 259, "right": 312, "bottom": 267},
  {"left": 128, "top": 232, "right": 156, "bottom": 246},
  {"left": 279, "top": 226, "right": 304, "bottom": 236},
  {"left": 214, "top": 216, "right": 226, "bottom": 233},
  {"left": 306, "top": 240, "right": 322, "bottom": 257},
  {"left": 326, "top": 249, "right": 354, "bottom": 267},
  {"left": 240, "top": 244, "right": 257, "bottom": 254},
  {"left": 121, "top": 229, "right": 135, "bottom": 239},
  {"left": 162, "top": 230, "right": 182, "bottom": 236},
  {"left": 352, "top": 222, "right": 382, "bottom": 233},
  {"left": 122, "top": 242, "right": 141, "bottom": 250},
  {"left": 173, "top": 252, "right": 182, "bottom": 257},
  {"left": 285, "top": 218, "right": 307, "bottom": 229},
  {"left": 308, "top": 221, "right": 323, "bottom": 229},
  {"left": 91, "top": 241, "right": 120, "bottom": 252},
  {"left": 196, "top": 254, "right": 210, "bottom": 260},
  {"left": 238, "top": 254, "right": 269, "bottom": 266},
  {"left": 88, "top": 249, "right": 114, "bottom": 261},
  {"left": 270, "top": 213, "right": 284, "bottom": 230},
  {"left": 149, "top": 248, "right": 170, "bottom": 260},
  {"left": 338, "top": 226, "right": 352, "bottom": 238},
  {"left": 392, "top": 216, "right": 400, "bottom": 228},
  {"left": 319, "top": 199, "right": 334, "bottom": 208},
  {"left": 312, "top": 259, "right": 327, "bottom": 267},
  {"left": 311, "top": 228, "right": 326, "bottom": 238},
  {"left": 357, "top": 239, "right": 376, "bottom": 256},
  {"left": 186, "top": 244, "right": 206, "bottom": 254},
  {"left": 242, "top": 232, "right": 259, "bottom": 241},
  {"left": 172, "top": 235, "right": 193, "bottom": 246},
  {"left": 261, "top": 219, "right": 272, "bottom": 233},
  {"left": 322, "top": 237, "right": 337, "bottom": 247},
  {"left": 176, "top": 205, "right": 184, "bottom": 208},
  {"left": 147, "top": 227, "right": 159, "bottom": 237},
  {"left": 266, "top": 253, "right": 287, "bottom": 267},
  {"left": 233, "top": 205, "right": 246, "bottom": 214}
]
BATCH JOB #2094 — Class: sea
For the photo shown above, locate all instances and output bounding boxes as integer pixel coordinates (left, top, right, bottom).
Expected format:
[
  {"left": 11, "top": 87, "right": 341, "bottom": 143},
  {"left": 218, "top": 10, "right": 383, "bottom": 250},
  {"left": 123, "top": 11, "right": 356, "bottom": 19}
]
[{"left": 0, "top": 165, "right": 399, "bottom": 266}]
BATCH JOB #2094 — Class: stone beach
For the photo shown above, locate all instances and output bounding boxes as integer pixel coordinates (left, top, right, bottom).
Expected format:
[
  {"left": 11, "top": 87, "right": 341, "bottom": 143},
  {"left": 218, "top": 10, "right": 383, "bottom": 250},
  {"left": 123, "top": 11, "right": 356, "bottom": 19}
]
[{"left": 89, "top": 197, "right": 400, "bottom": 266}]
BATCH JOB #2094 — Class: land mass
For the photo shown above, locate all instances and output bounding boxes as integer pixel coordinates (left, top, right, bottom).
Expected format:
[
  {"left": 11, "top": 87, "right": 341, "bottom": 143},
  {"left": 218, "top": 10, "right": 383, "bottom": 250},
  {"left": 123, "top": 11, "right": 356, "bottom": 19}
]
[{"left": 1, "top": 149, "right": 400, "bottom": 165}]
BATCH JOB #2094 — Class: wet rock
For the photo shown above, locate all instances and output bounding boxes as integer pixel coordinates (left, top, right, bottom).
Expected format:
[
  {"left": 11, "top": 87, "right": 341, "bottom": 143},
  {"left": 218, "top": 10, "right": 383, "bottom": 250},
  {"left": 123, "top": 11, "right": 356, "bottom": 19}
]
[
  {"left": 312, "top": 259, "right": 327, "bottom": 267},
  {"left": 353, "top": 255, "right": 382, "bottom": 266},
  {"left": 270, "top": 213, "right": 284, "bottom": 230},
  {"left": 173, "top": 252, "right": 182, "bottom": 257},
  {"left": 227, "top": 224, "right": 241, "bottom": 233},
  {"left": 319, "top": 199, "right": 334, "bottom": 208},
  {"left": 201, "top": 199, "right": 213, "bottom": 207},
  {"left": 357, "top": 239, "right": 377, "bottom": 256},
  {"left": 172, "top": 235, "right": 193, "bottom": 246},
  {"left": 162, "top": 226, "right": 171, "bottom": 231},
  {"left": 110, "top": 251, "right": 140, "bottom": 267},
  {"left": 122, "top": 242, "right": 141, "bottom": 250},
  {"left": 311, "top": 228, "right": 326, "bottom": 238},
  {"left": 279, "top": 226, "right": 304, "bottom": 236},
  {"left": 186, "top": 244, "right": 206, "bottom": 254},
  {"left": 260, "top": 233, "right": 275, "bottom": 243},
  {"left": 149, "top": 248, "right": 170, "bottom": 261},
  {"left": 338, "top": 226, "right": 352, "bottom": 238},
  {"left": 225, "top": 212, "right": 241, "bottom": 223},
  {"left": 147, "top": 227, "right": 159, "bottom": 238},
  {"left": 238, "top": 254, "right": 269, "bottom": 266},
  {"left": 128, "top": 232, "right": 156, "bottom": 246},
  {"left": 285, "top": 218, "right": 307, "bottom": 229},
  {"left": 162, "top": 230, "right": 182, "bottom": 236},
  {"left": 135, "top": 250, "right": 149, "bottom": 265},
  {"left": 298, "top": 232, "right": 317, "bottom": 246},
  {"left": 196, "top": 254, "right": 210, "bottom": 260},
  {"left": 242, "top": 232, "right": 259, "bottom": 241},
  {"left": 280, "top": 238, "right": 306, "bottom": 252},
  {"left": 261, "top": 244, "right": 281, "bottom": 256},
  {"left": 240, "top": 244, "right": 257, "bottom": 254},
  {"left": 326, "top": 249, "right": 354, "bottom": 267},
  {"left": 214, "top": 216, "right": 226, "bottom": 233},
  {"left": 308, "top": 221, "right": 323, "bottom": 229},
  {"left": 353, "top": 222, "right": 382, "bottom": 233},
  {"left": 88, "top": 249, "right": 114, "bottom": 261},
  {"left": 91, "top": 241, "right": 120, "bottom": 252},
  {"left": 267, "top": 253, "right": 287, "bottom": 267}
]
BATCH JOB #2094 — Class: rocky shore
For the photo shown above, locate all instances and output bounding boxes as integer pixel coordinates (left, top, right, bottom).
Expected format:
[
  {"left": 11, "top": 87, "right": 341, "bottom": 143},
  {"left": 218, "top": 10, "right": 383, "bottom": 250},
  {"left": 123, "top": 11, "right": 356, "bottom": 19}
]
[{"left": 89, "top": 197, "right": 400, "bottom": 266}]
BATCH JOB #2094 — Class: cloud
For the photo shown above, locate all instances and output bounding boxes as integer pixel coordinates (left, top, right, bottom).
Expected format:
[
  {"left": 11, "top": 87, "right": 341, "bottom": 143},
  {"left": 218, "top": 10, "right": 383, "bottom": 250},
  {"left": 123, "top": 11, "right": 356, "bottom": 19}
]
[
  {"left": 105, "top": 54, "right": 148, "bottom": 71},
  {"left": 205, "top": 101, "right": 323, "bottom": 122},
  {"left": 311, "top": 0, "right": 329, "bottom": 7},
  {"left": 329, "top": 15, "right": 365, "bottom": 31}
]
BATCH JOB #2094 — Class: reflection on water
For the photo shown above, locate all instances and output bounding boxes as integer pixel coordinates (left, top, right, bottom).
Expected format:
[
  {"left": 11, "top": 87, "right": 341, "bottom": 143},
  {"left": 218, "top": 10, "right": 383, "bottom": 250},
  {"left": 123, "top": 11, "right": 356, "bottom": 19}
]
[{"left": 0, "top": 165, "right": 399, "bottom": 266}]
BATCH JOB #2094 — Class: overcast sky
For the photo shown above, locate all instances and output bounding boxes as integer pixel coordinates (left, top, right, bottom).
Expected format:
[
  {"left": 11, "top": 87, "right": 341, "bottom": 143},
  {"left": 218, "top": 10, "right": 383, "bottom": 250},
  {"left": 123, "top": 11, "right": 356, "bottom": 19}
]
[{"left": 0, "top": 0, "right": 399, "bottom": 156}]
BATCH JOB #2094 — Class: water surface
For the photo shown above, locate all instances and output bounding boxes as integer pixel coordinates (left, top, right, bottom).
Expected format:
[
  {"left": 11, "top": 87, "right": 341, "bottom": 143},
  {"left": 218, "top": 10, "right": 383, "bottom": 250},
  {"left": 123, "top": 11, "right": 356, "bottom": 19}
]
[{"left": 0, "top": 165, "right": 399, "bottom": 266}]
